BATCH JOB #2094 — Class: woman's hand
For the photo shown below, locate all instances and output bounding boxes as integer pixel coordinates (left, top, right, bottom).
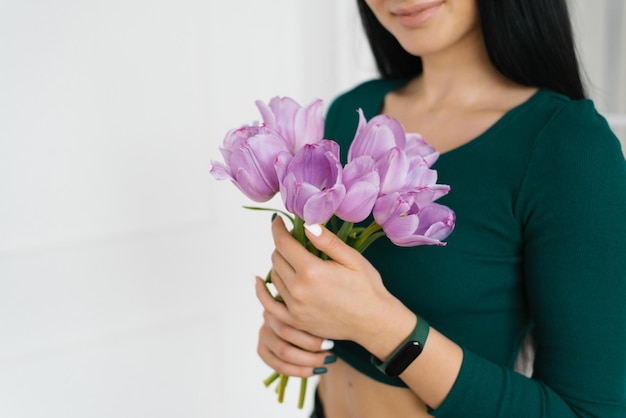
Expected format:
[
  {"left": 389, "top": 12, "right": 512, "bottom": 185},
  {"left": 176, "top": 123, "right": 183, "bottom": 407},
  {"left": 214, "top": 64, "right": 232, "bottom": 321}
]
[
  {"left": 256, "top": 277, "right": 336, "bottom": 377},
  {"left": 259, "top": 216, "right": 409, "bottom": 351},
  {"left": 255, "top": 216, "right": 461, "bottom": 410}
]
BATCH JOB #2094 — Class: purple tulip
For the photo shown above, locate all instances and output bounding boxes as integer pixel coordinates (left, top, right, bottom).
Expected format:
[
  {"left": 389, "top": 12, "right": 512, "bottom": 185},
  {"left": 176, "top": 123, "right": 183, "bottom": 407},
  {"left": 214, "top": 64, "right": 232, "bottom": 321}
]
[
  {"left": 405, "top": 133, "right": 440, "bottom": 168},
  {"left": 256, "top": 97, "right": 324, "bottom": 154},
  {"left": 347, "top": 110, "right": 438, "bottom": 165},
  {"left": 335, "top": 156, "right": 380, "bottom": 223},
  {"left": 348, "top": 110, "right": 407, "bottom": 163},
  {"left": 373, "top": 193, "right": 455, "bottom": 247},
  {"left": 275, "top": 140, "right": 346, "bottom": 225},
  {"left": 376, "top": 147, "right": 450, "bottom": 200},
  {"left": 210, "top": 124, "right": 290, "bottom": 202}
]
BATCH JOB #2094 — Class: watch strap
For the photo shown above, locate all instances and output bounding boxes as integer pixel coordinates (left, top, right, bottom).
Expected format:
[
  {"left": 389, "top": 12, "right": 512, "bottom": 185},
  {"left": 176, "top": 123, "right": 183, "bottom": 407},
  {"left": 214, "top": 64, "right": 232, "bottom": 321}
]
[{"left": 371, "top": 315, "right": 430, "bottom": 377}]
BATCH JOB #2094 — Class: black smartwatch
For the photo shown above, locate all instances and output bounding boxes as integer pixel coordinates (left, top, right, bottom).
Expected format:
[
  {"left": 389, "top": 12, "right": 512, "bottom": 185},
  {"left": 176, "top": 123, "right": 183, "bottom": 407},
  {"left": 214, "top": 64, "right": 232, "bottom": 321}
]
[{"left": 371, "top": 316, "right": 430, "bottom": 377}]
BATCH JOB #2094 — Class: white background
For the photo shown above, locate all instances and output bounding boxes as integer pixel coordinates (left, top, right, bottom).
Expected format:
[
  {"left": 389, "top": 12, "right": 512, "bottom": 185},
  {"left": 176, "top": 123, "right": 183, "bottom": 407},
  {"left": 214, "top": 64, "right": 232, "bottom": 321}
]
[{"left": 0, "top": 1, "right": 624, "bottom": 417}]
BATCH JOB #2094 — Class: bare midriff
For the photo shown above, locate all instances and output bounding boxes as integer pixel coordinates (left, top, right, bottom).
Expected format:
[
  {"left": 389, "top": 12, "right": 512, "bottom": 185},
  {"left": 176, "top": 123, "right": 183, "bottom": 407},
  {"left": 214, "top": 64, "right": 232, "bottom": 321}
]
[{"left": 317, "top": 358, "right": 432, "bottom": 418}]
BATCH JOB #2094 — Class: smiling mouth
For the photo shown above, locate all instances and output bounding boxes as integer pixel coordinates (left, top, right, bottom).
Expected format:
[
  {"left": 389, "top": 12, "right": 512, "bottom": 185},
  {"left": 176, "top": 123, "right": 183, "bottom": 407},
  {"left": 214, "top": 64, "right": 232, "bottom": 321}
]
[
  {"left": 392, "top": 1, "right": 444, "bottom": 17},
  {"left": 390, "top": 1, "right": 443, "bottom": 27}
]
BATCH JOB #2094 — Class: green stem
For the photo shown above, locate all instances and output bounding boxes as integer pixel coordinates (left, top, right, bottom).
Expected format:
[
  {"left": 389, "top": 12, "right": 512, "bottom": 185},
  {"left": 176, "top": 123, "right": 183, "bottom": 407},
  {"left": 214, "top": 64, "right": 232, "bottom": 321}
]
[
  {"left": 293, "top": 216, "right": 306, "bottom": 246},
  {"left": 277, "top": 374, "right": 289, "bottom": 403},
  {"left": 298, "top": 377, "right": 308, "bottom": 409},
  {"left": 354, "top": 230, "right": 386, "bottom": 253},
  {"left": 349, "top": 226, "right": 366, "bottom": 236},
  {"left": 336, "top": 221, "right": 354, "bottom": 243},
  {"left": 353, "top": 221, "right": 383, "bottom": 252},
  {"left": 263, "top": 371, "right": 280, "bottom": 387}
]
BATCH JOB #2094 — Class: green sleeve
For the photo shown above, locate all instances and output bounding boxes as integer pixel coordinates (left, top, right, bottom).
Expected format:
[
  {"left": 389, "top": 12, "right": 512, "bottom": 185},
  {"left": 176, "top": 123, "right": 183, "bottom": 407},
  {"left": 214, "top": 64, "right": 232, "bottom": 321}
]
[{"left": 433, "top": 100, "right": 626, "bottom": 417}]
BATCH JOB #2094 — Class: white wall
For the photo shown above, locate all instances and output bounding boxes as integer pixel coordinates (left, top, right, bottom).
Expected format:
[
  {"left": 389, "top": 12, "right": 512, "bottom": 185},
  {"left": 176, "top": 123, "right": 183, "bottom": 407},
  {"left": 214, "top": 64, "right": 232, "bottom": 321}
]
[
  {"left": 0, "top": 2, "right": 623, "bottom": 418},
  {"left": 0, "top": 1, "right": 360, "bottom": 417},
  {"left": 569, "top": 0, "right": 626, "bottom": 143}
]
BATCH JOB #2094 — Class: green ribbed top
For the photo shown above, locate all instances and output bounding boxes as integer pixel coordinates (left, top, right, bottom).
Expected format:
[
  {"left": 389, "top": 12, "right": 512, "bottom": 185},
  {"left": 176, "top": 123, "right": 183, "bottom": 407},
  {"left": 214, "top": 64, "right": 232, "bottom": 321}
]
[{"left": 324, "top": 79, "right": 626, "bottom": 417}]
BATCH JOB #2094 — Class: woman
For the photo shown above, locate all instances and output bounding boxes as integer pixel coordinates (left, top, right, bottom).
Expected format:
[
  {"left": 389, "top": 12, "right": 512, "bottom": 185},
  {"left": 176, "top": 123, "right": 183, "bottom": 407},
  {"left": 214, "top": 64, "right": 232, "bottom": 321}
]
[{"left": 256, "top": 0, "right": 626, "bottom": 416}]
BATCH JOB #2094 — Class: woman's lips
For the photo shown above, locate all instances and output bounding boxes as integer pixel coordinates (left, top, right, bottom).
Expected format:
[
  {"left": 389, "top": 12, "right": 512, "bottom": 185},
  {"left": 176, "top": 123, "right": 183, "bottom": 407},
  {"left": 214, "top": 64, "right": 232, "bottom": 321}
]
[{"left": 391, "top": 1, "right": 444, "bottom": 28}]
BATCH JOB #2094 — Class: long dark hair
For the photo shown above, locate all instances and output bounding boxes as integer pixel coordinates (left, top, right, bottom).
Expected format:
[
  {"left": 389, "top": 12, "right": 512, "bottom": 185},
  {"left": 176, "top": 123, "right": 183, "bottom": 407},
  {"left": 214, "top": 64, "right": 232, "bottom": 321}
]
[{"left": 356, "top": 0, "right": 586, "bottom": 100}]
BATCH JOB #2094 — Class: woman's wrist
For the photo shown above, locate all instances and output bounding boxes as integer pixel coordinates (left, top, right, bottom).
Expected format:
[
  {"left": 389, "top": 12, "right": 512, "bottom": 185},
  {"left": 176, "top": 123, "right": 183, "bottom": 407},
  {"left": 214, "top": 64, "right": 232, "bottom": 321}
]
[{"left": 354, "top": 294, "right": 418, "bottom": 361}]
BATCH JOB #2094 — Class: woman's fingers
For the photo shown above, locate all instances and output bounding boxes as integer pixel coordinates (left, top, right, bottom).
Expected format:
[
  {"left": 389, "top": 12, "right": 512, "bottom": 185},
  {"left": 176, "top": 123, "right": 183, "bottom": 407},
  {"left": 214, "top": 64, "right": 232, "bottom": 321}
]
[
  {"left": 304, "top": 222, "right": 362, "bottom": 270},
  {"left": 257, "top": 320, "right": 334, "bottom": 378},
  {"left": 264, "top": 309, "right": 332, "bottom": 354},
  {"left": 255, "top": 276, "right": 336, "bottom": 377},
  {"left": 256, "top": 276, "right": 334, "bottom": 351},
  {"left": 271, "top": 216, "right": 315, "bottom": 273},
  {"left": 268, "top": 253, "right": 293, "bottom": 304},
  {"left": 255, "top": 276, "right": 292, "bottom": 323}
]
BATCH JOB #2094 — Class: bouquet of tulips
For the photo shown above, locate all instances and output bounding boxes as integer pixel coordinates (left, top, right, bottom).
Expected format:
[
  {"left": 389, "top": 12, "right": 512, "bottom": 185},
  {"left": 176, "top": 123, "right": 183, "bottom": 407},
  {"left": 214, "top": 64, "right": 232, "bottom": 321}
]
[{"left": 210, "top": 96, "right": 455, "bottom": 409}]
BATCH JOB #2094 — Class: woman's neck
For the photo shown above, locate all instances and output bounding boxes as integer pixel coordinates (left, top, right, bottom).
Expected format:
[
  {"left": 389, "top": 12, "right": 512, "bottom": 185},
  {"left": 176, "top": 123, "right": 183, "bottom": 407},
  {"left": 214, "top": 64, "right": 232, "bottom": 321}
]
[{"left": 411, "top": 31, "right": 516, "bottom": 111}]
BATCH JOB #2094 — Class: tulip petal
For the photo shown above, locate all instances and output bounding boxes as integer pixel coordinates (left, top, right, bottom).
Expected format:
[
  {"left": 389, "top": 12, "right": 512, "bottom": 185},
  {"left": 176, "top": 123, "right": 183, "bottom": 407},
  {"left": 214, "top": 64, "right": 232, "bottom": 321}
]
[
  {"left": 428, "top": 184, "right": 451, "bottom": 201},
  {"left": 286, "top": 142, "right": 340, "bottom": 193},
  {"left": 270, "top": 97, "right": 300, "bottom": 148},
  {"left": 274, "top": 151, "right": 293, "bottom": 183},
  {"left": 280, "top": 174, "right": 318, "bottom": 217},
  {"left": 390, "top": 234, "right": 447, "bottom": 247},
  {"left": 293, "top": 99, "right": 325, "bottom": 152},
  {"left": 232, "top": 166, "right": 277, "bottom": 202},
  {"left": 211, "top": 125, "right": 290, "bottom": 202},
  {"left": 255, "top": 100, "right": 277, "bottom": 130},
  {"left": 349, "top": 111, "right": 406, "bottom": 162},
  {"left": 382, "top": 212, "right": 420, "bottom": 245},
  {"left": 373, "top": 193, "right": 454, "bottom": 247},
  {"left": 342, "top": 156, "right": 377, "bottom": 184},
  {"left": 405, "top": 133, "right": 440, "bottom": 167},
  {"left": 303, "top": 185, "right": 346, "bottom": 225},
  {"left": 370, "top": 114, "right": 407, "bottom": 148},
  {"left": 336, "top": 180, "right": 379, "bottom": 222},
  {"left": 230, "top": 134, "right": 285, "bottom": 189},
  {"left": 415, "top": 203, "right": 456, "bottom": 239},
  {"left": 373, "top": 193, "right": 404, "bottom": 226},
  {"left": 277, "top": 139, "right": 345, "bottom": 223},
  {"left": 256, "top": 96, "right": 325, "bottom": 154},
  {"left": 379, "top": 147, "right": 409, "bottom": 195},
  {"left": 209, "top": 160, "right": 232, "bottom": 181},
  {"left": 404, "top": 166, "right": 438, "bottom": 189}
]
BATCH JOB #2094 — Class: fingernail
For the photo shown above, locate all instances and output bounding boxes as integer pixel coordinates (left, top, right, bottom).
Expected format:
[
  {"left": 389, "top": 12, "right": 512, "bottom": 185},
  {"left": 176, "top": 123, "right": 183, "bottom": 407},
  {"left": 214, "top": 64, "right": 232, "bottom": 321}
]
[
  {"left": 320, "top": 339, "right": 334, "bottom": 350},
  {"left": 304, "top": 223, "right": 322, "bottom": 237},
  {"left": 324, "top": 354, "right": 337, "bottom": 364},
  {"left": 313, "top": 367, "right": 328, "bottom": 375},
  {"left": 271, "top": 213, "right": 277, "bottom": 222}
]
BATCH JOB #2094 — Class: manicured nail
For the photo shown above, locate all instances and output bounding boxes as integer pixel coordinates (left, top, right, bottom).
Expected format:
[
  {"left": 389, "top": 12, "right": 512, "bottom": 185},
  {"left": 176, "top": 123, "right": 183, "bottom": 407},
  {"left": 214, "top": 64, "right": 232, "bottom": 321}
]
[
  {"left": 320, "top": 339, "right": 334, "bottom": 350},
  {"left": 313, "top": 367, "right": 328, "bottom": 375},
  {"left": 324, "top": 354, "right": 338, "bottom": 364},
  {"left": 304, "top": 223, "right": 322, "bottom": 237},
  {"left": 271, "top": 213, "right": 278, "bottom": 222}
]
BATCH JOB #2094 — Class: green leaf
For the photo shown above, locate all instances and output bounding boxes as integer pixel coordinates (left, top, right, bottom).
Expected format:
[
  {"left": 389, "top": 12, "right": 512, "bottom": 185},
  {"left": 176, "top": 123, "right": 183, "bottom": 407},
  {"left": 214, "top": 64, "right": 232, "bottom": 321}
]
[{"left": 242, "top": 206, "right": 295, "bottom": 225}]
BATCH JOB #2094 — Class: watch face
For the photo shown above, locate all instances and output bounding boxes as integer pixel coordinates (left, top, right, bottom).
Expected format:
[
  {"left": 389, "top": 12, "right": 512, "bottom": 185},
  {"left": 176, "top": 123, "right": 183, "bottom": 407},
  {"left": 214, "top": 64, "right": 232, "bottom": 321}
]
[{"left": 386, "top": 341, "right": 423, "bottom": 376}]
